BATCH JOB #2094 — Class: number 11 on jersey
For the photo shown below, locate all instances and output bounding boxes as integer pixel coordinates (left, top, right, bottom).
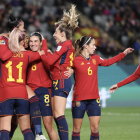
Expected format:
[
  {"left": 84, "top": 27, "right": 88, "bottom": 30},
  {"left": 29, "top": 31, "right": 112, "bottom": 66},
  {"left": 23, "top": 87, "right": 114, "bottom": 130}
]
[{"left": 5, "top": 61, "right": 24, "bottom": 83}]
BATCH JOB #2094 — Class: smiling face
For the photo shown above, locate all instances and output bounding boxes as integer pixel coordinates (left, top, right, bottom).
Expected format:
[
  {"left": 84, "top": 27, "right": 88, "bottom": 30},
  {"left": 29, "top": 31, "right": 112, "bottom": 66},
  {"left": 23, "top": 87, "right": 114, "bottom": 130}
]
[
  {"left": 29, "top": 36, "right": 42, "bottom": 52},
  {"left": 53, "top": 27, "right": 63, "bottom": 44},
  {"left": 86, "top": 39, "right": 96, "bottom": 55}
]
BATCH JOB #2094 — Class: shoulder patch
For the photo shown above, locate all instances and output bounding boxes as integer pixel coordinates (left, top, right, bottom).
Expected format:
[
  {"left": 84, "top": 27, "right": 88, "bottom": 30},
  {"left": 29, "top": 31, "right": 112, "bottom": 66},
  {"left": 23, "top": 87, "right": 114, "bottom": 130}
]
[
  {"left": 56, "top": 46, "right": 62, "bottom": 52},
  {"left": 92, "top": 59, "right": 96, "bottom": 65},
  {"left": 0, "top": 40, "right": 5, "bottom": 45}
]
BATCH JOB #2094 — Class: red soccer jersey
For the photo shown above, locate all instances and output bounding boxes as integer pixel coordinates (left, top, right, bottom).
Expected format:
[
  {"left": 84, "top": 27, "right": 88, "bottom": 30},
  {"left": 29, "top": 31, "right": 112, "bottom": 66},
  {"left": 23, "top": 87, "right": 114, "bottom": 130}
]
[
  {"left": 72, "top": 52, "right": 125, "bottom": 101},
  {"left": 27, "top": 39, "right": 52, "bottom": 91},
  {"left": 41, "top": 40, "right": 75, "bottom": 80},
  {"left": 117, "top": 64, "right": 140, "bottom": 87},
  {"left": 0, "top": 50, "right": 40, "bottom": 102},
  {"left": 0, "top": 35, "right": 13, "bottom": 61}
]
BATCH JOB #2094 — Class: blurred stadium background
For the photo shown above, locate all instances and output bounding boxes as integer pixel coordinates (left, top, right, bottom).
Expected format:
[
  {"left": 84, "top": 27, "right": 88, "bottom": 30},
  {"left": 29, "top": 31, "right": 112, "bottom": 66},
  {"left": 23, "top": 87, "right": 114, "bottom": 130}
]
[{"left": 0, "top": 0, "right": 140, "bottom": 139}]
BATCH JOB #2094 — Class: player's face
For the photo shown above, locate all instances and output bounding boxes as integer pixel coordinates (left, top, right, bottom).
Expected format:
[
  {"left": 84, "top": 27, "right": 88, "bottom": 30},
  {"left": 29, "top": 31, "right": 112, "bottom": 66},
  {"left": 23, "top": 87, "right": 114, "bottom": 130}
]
[
  {"left": 53, "top": 28, "right": 62, "bottom": 44},
  {"left": 24, "top": 32, "right": 29, "bottom": 48},
  {"left": 87, "top": 39, "right": 96, "bottom": 55},
  {"left": 18, "top": 22, "right": 24, "bottom": 31},
  {"left": 29, "top": 36, "right": 42, "bottom": 52}
]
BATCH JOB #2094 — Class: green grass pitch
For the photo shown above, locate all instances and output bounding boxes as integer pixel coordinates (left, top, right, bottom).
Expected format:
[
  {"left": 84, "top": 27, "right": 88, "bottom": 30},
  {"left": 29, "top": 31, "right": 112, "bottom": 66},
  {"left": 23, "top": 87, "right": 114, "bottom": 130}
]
[{"left": 12, "top": 107, "right": 140, "bottom": 140}]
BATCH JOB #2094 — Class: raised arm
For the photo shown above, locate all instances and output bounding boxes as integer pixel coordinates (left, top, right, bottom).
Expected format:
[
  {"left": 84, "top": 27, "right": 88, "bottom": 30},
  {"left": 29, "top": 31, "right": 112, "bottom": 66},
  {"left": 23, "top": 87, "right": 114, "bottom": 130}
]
[
  {"left": 41, "top": 39, "right": 48, "bottom": 54},
  {"left": 98, "top": 48, "right": 133, "bottom": 66}
]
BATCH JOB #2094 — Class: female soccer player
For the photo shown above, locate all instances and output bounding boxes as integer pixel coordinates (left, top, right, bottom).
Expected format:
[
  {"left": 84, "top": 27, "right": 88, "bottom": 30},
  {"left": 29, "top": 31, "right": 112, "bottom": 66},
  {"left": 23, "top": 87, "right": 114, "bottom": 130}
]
[
  {"left": 0, "top": 14, "right": 47, "bottom": 140},
  {"left": 0, "top": 14, "right": 24, "bottom": 59},
  {"left": 27, "top": 32, "right": 58, "bottom": 140},
  {"left": 109, "top": 65, "right": 140, "bottom": 93},
  {"left": 39, "top": 5, "right": 79, "bottom": 140},
  {"left": 0, "top": 28, "right": 43, "bottom": 140},
  {"left": 0, "top": 14, "right": 25, "bottom": 139},
  {"left": 70, "top": 36, "right": 133, "bottom": 140}
]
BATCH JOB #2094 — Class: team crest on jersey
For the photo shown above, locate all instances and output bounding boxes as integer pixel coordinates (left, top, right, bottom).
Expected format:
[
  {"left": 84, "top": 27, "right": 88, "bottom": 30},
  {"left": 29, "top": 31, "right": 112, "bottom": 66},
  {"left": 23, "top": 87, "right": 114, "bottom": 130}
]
[
  {"left": 81, "top": 62, "right": 84, "bottom": 65},
  {"left": 92, "top": 59, "right": 96, "bottom": 65},
  {"left": 0, "top": 40, "right": 5, "bottom": 45},
  {"left": 56, "top": 46, "right": 62, "bottom": 52},
  {"left": 76, "top": 101, "right": 81, "bottom": 107}
]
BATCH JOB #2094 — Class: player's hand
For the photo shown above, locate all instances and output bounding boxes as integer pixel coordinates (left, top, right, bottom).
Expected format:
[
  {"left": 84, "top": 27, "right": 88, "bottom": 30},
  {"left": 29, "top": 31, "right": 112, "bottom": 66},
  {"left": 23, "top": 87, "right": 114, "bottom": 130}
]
[
  {"left": 47, "top": 49, "right": 53, "bottom": 54},
  {"left": 64, "top": 68, "right": 74, "bottom": 78},
  {"left": 38, "top": 50, "right": 45, "bottom": 56},
  {"left": 123, "top": 48, "right": 134, "bottom": 55},
  {"left": 109, "top": 84, "right": 118, "bottom": 93}
]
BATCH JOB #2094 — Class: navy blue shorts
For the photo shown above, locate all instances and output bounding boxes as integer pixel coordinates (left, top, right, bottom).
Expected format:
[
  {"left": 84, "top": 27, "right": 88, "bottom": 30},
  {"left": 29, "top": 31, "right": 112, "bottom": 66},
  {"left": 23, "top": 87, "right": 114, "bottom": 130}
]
[
  {"left": 0, "top": 99, "right": 29, "bottom": 116},
  {"left": 34, "top": 87, "right": 52, "bottom": 117},
  {"left": 51, "top": 78, "right": 72, "bottom": 98},
  {"left": 72, "top": 99, "right": 101, "bottom": 118}
]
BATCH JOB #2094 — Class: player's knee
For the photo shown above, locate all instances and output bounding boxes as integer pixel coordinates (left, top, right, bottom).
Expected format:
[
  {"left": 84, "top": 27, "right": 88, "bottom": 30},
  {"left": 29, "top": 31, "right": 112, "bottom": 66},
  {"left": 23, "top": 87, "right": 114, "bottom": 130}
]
[
  {"left": 53, "top": 110, "right": 63, "bottom": 118},
  {"left": 73, "top": 125, "right": 81, "bottom": 132},
  {"left": 45, "top": 124, "right": 53, "bottom": 133},
  {"left": 90, "top": 124, "right": 99, "bottom": 133}
]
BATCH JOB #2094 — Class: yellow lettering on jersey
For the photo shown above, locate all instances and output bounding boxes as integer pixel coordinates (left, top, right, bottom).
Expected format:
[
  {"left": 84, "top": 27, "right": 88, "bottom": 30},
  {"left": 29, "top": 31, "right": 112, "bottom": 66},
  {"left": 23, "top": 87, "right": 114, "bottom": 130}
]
[
  {"left": 92, "top": 59, "right": 96, "bottom": 65},
  {"left": 53, "top": 80, "right": 58, "bottom": 90},
  {"left": 16, "top": 62, "right": 23, "bottom": 83},
  {"left": 5, "top": 61, "right": 15, "bottom": 82},
  {"left": 31, "top": 63, "right": 37, "bottom": 71},
  {"left": 96, "top": 98, "right": 101, "bottom": 106},
  {"left": 69, "top": 52, "right": 74, "bottom": 66},
  {"left": 88, "top": 67, "right": 92, "bottom": 75},
  {"left": 5, "top": 61, "right": 24, "bottom": 83},
  {"left": 81, "top": 62, "right": 84, "bottom": 65},
  {"left": 44, "top": 94, "right": 50, "bottom": 106},
  {"left": 96, "top": 98, "right": 100, "bottom": 103},
  {"left": 12, "top": 53, "right": 23, "bottom": 58}
]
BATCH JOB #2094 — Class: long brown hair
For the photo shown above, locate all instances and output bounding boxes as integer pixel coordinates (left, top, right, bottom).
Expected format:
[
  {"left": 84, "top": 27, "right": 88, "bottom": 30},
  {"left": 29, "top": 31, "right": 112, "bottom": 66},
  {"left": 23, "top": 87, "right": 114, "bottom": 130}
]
[{"left": 74, "top": 36, "right": 93, "bottom": 56}]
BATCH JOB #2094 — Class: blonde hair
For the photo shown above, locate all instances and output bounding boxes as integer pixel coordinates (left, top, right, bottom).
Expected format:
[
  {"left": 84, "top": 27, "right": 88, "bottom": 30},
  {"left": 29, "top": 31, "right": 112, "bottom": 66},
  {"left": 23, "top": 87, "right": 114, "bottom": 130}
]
[
  {"left": 8, "top": 28, "right": 25, "bottom": 53},
  {"left": 55, "top": 4, "right": 79, "bottom": 40}
]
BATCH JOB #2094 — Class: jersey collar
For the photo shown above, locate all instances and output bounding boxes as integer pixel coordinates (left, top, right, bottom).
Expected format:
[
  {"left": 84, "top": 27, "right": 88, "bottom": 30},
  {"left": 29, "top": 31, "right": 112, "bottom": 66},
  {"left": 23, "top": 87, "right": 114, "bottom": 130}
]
[
  {"left": 80, "top": 53, "right": 91, "bottom": 60},
  {"left": 59, "top": 39, "right": 72, "bottom": 45}
]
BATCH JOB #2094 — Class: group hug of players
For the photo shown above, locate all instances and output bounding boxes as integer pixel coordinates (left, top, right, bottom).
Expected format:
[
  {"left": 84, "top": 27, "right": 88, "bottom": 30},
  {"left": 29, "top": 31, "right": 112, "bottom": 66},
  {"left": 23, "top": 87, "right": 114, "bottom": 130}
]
[{"left": 0, "top": 4, "right": 138, "bottom": 140}]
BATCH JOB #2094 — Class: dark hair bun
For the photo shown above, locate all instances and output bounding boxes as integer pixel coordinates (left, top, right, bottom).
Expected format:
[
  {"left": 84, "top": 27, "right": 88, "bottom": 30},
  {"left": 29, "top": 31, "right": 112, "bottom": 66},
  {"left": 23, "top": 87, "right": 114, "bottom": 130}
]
[
  {"left": 9, "top": 14, "right": 16, "bottom": 21},
  {"left": 7, "top": 14, "right": 21, "bottom": 31}
]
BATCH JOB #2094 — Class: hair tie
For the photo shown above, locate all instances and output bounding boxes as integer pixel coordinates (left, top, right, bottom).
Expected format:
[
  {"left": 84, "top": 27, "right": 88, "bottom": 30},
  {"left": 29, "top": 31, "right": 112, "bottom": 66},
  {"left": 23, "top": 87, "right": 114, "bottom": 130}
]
[
  {"left": 30, "top": 32, "right": 42, "bottom": 41},
  {"left": 82, "top": 37, "right": 91, "bottom": 47}
]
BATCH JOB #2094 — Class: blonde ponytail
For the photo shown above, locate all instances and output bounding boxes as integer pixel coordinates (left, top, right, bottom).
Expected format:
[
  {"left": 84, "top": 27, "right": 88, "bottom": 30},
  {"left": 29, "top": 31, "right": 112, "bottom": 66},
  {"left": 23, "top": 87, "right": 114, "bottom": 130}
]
[
  {"left": 55, "top": 4, "right": 79, "bottom": 40},
  {"left": 8, "top": 28, "right": 25, "bottom": 53}
]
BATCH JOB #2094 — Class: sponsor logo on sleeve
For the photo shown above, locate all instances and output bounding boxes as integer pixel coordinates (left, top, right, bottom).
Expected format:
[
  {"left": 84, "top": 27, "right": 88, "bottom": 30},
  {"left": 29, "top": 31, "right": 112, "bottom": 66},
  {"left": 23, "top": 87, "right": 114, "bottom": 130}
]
[
  {"left": 56, "top": 46, "right": 62, "bottom": 52},
  {"left": 0, "top": 40, "right": 5, "bottom": 45}
]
